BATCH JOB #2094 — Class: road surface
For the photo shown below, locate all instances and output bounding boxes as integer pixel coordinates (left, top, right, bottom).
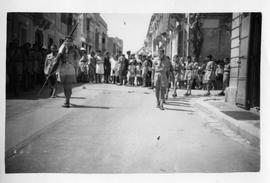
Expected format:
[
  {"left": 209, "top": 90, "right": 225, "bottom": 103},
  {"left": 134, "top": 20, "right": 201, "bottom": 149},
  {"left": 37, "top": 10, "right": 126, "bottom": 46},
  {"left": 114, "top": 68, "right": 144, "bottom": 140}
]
[{"left": 5, "top": 84, "right": 260, "bottom": 173}]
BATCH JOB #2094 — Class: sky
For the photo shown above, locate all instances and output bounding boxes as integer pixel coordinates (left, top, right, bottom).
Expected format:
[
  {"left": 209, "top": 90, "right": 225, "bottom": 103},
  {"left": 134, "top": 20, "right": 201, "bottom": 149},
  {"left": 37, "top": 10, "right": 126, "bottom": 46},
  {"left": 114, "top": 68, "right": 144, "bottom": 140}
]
[{"left": 101, "top": 13, "right": 152, "bottom": 54}]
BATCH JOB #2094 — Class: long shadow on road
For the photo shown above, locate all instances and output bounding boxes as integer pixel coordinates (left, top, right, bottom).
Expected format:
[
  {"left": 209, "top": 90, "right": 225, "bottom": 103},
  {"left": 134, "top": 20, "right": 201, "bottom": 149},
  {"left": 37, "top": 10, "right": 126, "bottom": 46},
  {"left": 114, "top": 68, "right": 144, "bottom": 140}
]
[{"left": 70, "top": 104, "right": 111, "bottom": 109}]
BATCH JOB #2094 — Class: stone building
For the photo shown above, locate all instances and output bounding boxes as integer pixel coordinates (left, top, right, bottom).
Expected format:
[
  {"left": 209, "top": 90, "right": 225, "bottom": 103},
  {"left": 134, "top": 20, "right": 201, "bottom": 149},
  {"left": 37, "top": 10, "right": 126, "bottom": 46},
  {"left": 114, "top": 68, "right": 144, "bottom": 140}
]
[
  {"left": 145, "top": 13, "right": 232, "bottom": 61},
  {"left": 6, "top": 13, "right": 108, "bottom": 54},
  {"left": 107, "top": 37, "right": 123, "bottom": 56},
  {"left": 7, "top": 13, "right": 75, "bottom": 49},
  {"left": 226, "top": 13, "right": 261, "bottom": 110}
]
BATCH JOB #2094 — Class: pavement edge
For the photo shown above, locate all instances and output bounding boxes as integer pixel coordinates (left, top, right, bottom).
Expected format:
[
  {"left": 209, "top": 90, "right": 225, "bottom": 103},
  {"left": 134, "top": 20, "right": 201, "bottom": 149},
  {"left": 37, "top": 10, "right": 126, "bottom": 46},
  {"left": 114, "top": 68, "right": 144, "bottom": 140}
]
[{"left": 194, "top": 98, "right": 260, "bottom": 149}]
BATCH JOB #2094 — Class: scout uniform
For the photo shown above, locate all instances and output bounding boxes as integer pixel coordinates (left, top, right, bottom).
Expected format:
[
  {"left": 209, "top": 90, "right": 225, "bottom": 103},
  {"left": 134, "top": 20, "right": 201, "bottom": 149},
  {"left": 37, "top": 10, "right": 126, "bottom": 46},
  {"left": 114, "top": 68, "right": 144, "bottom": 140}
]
[
  {"left": 172, "top": 56, "right": 183, "bottom": 97},
  {"left": 117, "top": 55, "right": 125, "bottom": 85},
  {"left": 128, "top": 60, "right": 136, "bottom": 86},
  {"left": 88, "top": 54, "right": 96, "bottom": 83},
  {"left": 153, "top": 55, "right": 170, "bottom": 110},
  {"left": 184, "top": 57, "right": 196, "bottom": 96},
  {"left": 223, "top": 63, "right": 230, "bottom": 87},
  {"left": 218, "top": 60, "right": 230, "bottom": 96},
  {"left": 164, "top": 57, "right": 173, "bottom": 100},
  {"left": 203, "top": 56, "right": 216, "bottom": 95},
  {"left": 58, "top": 43, "right": 76, "bottom": 107}
]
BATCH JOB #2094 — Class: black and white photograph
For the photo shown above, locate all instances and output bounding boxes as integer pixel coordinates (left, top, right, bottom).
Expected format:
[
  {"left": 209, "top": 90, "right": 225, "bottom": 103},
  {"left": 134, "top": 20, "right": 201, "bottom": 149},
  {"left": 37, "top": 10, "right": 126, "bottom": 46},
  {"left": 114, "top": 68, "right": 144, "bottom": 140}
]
[{"left": 1, "top": 0, "right": 270, "bottom": 183}]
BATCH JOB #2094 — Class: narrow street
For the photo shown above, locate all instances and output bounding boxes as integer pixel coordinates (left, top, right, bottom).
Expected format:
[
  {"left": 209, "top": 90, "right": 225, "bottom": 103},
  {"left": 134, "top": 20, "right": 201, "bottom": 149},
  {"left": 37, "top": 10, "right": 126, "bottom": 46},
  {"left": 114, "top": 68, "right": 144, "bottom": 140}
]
[{"left": 5, "top": 84, "right": 260, "bottom": 173}]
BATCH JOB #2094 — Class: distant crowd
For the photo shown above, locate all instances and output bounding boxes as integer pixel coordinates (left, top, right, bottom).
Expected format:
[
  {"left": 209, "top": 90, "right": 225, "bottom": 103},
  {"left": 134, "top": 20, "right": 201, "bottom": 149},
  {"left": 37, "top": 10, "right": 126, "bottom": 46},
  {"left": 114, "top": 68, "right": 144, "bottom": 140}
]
[{"left": 6, "top": 39, "right": 230, "bottom": 97}]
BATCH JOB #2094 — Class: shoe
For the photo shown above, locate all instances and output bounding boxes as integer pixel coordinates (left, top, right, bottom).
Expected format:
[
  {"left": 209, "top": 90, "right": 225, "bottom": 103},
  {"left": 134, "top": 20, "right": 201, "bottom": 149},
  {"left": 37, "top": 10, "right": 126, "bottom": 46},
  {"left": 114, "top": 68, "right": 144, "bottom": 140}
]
[
  {"left": 159, "top": 103, "right": 164, "bottom": 110},
  {"left": 62, "top": 103, "right": 70, "bottom": 108},
  {"left": 204, "top": 92, "right": 210, "bottom": 96},
  {"left": 218, "top": 92, "right": 225, "bottom": 96},
  {"left": 184, "top": 92, "right": 189, "bottom": 96},
  {"left": 172, "top": 93, "right": 177, "bottom": 97}
]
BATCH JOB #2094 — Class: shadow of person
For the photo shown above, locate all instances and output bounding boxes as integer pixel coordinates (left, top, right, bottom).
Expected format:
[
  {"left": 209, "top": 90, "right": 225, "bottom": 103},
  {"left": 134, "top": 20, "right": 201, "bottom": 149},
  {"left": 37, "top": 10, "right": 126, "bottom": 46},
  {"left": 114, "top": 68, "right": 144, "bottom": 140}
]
[
  {"left": 56, "top": 96, "right": 86, "bottom": 99},
  {"left": 70, "top": 104, "right": 110, "bottom": 109},
  {"left": 163, "top": 107, "right": 194, "bottom": 112},
  {"left": 165, "top": 102, "right": 192, "bottom": 107}
]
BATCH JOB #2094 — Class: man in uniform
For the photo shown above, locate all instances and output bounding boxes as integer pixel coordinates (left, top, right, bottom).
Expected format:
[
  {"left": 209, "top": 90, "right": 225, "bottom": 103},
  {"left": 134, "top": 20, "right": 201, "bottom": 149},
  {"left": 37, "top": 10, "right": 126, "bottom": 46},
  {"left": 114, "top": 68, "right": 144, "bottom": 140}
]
[
  {"left": 164, "top": 56, "right": 174, "bottom": 101},
  {"left": 184, "top": 56, "right": 194, "bottom": 96},
  {"left": 152, "top": 48, "right": 170, "bottom": 110},
  {"left": 57, "top": 37, "right": 77, "bottom": 107},
  {"left": 78, "top": 47, "right": 89, "bottom": 83},
  {"left": 171, "top": 55, "right": 184, "bottom": 97},
  {"left": 104, "top": 52, "right": 111, "bottom": 83},
  {"left": 117, "top": 51, "right": 125, "bottom": 85},
  {"left": 44, "top": 44, "right": 58, "bottom": 98},
  {"left": 218, "top": 57, "right": 230, "bottom": 96},
  {"left": 88, "top": 51, "right": 96, "bottom": 83},
  {"left": 203, "top": 54, "right": 216, "bottom": 96}
]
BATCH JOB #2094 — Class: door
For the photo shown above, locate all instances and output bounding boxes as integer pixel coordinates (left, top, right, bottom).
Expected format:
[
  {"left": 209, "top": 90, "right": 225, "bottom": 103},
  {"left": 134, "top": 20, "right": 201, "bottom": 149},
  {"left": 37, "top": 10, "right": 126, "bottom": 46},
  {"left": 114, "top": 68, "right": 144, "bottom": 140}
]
[
  {"left": 247, "top": 13, "right": 261, "bottom": 109},
  {"left": 235, "top": 13, "right": 251, "bottom": 109}
]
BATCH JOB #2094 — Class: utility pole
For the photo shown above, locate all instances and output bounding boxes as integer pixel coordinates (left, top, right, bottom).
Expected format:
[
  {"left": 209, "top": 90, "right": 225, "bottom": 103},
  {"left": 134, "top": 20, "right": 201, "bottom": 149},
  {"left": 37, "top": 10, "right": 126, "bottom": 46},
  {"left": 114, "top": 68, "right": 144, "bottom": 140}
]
[{"left": 186, "top": 13, "right": 190, "bottom": 57}]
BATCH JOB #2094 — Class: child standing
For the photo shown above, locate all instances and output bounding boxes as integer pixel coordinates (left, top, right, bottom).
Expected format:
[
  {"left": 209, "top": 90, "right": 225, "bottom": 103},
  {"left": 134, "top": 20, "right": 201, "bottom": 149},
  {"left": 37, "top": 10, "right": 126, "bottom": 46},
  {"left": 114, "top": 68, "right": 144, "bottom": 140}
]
[
  {"left": 128, "top": 60, "right": 136, "bottom": 86},
  {"left": 135, "top": 62, "right": 142, "bottom": 86}
]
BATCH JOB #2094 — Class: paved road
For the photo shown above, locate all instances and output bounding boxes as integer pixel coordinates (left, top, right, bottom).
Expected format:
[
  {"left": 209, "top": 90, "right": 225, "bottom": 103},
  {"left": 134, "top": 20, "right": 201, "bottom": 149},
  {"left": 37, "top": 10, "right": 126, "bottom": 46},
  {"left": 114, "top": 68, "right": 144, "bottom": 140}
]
[{"left": 5, "top": 84, "right": 260, "bottom": 173}]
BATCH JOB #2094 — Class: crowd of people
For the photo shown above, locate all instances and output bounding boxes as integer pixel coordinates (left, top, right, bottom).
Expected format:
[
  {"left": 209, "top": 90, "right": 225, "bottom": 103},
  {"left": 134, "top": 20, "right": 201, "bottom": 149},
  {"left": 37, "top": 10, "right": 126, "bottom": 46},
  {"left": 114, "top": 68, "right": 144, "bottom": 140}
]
[
  {"left": 6, "top": 39, "right": 81, "bottom": 97},
  {"left": 76, "top": 48, "right": 230, "bottom": 98},
  {"left": 6, "top": 39, "right": 230, "bottom": 107}
]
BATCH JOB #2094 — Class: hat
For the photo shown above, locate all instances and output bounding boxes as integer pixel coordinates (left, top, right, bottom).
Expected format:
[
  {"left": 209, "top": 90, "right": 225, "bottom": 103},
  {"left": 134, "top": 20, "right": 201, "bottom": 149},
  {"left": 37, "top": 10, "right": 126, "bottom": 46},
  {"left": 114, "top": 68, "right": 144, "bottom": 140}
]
[{"left": 80, "top": 47, "right": 86, "bottom": 51}]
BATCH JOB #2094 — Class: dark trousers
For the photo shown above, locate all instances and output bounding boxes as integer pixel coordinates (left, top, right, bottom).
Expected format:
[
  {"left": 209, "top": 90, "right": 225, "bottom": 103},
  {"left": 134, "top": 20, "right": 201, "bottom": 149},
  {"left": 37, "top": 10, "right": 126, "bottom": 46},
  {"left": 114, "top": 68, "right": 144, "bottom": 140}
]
[
  {"left": 155, "top": 85, "right": 166, "bottom": 104},
  {"left": 63, "top": 83, "right": 72, "bottom": 103}
]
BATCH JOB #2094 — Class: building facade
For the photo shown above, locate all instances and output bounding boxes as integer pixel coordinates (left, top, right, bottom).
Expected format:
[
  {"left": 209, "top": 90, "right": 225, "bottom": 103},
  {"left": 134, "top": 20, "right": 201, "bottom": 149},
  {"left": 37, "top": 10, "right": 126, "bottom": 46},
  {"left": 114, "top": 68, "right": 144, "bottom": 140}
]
[
  {"left": 226, "top": 13, "right": 261, "bottom": 110},
  {"left": 145, "top": 13, "right": 232, "bottom": 61},
  {"left": 145, "top": 13, "right": 261, "bottom": 110},
  {"left": 7, "top": 13, "right": 108, "bottom": 54},
  {"left": 107, "top": 37, "right": 123, "bottom": 56}
]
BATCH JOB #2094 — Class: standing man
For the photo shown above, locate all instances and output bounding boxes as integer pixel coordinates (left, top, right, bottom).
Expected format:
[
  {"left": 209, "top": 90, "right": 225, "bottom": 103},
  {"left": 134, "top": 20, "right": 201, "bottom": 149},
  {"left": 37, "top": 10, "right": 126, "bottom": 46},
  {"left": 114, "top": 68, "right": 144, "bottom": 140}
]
[
  {"left": 203, "top": 55, "right": 216, "bottom": 96},
  {"left": 152, "top": 49, "right": 170, "bottom": 110},
  {"left": 58, "top": 37, "right": 77, "bottom": 107},
  {"left": 164, "top": 56, "right": 173, "bottom": 101},
  {"left": 142, "top": 55, "right": 148, "bottom": 87},
  {"left": 104, "top": 52, "right": 111, "bottom": 83},
  {"left": 44, "top": 44, "right": 58, "bottom": 98},
  {"left": 184, "top": 56, "right": 194, "bottom": 96},
  {"left": 218, "top": 57, "right": 230, "bottom": 96},
  {"left": 78, "top": 47, "right": 89, "bottom": 83},
  {"left": 117, "top": 51, "right": 125, "bottom": 85},
  {"left": 88, "top": 51, "right": 96, "bottom": 83},
  {"left": 122, "top": 54, "right": 129, "bottom": 85},
  {"left": 171, "top": 55, "right": 183, "bottom": 97}
]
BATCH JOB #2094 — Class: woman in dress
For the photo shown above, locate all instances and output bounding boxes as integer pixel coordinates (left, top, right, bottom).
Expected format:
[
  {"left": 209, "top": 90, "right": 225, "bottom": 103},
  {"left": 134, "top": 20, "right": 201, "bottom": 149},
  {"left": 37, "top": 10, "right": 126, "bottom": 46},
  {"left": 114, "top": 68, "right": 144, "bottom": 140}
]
[{"left": 95, "top": 50, "right": 104, "bottom": 83}]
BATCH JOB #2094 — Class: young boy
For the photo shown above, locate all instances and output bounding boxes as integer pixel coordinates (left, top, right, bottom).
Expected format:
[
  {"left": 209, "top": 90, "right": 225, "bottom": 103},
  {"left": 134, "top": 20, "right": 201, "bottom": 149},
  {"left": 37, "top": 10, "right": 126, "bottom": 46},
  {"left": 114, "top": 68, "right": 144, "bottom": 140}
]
[
  {"left": 128, "top": 60, "right": 136, "bottom": 86},
  {"left": 135, "top": 62, "right": 142, "bottom": 86}
]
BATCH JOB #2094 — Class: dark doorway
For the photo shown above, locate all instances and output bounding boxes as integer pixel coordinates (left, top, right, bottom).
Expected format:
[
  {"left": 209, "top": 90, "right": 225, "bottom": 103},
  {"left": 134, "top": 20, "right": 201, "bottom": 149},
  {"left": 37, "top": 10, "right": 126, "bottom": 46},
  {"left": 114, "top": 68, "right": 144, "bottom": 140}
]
[{"left": 247, "top": 13, "right": 261, "bottom": 109}]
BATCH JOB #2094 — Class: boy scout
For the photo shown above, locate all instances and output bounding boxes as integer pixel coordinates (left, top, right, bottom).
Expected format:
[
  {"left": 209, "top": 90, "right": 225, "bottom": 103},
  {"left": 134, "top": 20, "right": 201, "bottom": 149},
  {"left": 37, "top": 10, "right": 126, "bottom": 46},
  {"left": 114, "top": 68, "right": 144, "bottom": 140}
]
[
  {"left": 171, "top": 55, "right": 183, "bottom": 97},
  {"left": 152, "top": 49, "right": 170, "bottom": 110},
  {"left": 58, "top": 37, "right": 77, "bottom": 107}
]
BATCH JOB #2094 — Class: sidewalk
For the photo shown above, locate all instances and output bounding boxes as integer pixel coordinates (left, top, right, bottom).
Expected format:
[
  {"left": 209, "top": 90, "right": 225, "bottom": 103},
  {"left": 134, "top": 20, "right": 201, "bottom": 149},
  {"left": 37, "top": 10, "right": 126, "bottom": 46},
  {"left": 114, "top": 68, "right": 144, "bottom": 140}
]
[{"left": 194, "top": 97, "right": 260, "bottom": 148}]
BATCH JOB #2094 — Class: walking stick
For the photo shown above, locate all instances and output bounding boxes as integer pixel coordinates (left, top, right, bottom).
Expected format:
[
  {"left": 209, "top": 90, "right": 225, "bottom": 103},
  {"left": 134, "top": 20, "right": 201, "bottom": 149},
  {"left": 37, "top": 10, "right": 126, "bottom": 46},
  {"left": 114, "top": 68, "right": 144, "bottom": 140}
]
[
  {"left": 37, "top": 76, "right": 50, "bottom": 97},
  {"left": 37, "top": 71, "right": 57, "bottom": 97}
]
